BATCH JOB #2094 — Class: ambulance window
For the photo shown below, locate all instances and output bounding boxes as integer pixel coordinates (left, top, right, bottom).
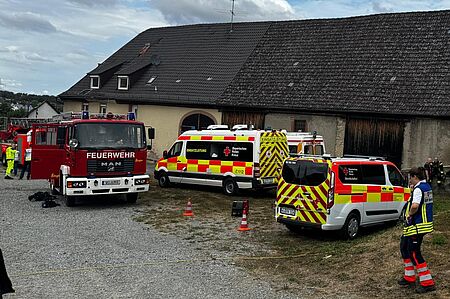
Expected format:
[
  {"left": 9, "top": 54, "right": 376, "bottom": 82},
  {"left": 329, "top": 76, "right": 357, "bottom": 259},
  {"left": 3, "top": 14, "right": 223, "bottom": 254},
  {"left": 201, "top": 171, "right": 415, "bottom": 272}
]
[
  {"left": 387, "top": 165, "right": 406, "bottom": 187},
  {"left": 186, "top": 141, "right": 210, "bottom": 160},
  {"left": 288, "top": 145, "right": 297, "bottom": 154},
  {"left": 315, "top": 145, "right": 324, "bottom": 155},
  {"left": 283, "top": 160, "right": 328, "bottom": 186},
  {"left": 338, "top": 165, "right": 362, "bottom": 184},
  {"left": 168, "top": 142, "right": 183, "bottom": 157},
  {"left": 361, "top": 164, "right": 386, "bottom": 185}
]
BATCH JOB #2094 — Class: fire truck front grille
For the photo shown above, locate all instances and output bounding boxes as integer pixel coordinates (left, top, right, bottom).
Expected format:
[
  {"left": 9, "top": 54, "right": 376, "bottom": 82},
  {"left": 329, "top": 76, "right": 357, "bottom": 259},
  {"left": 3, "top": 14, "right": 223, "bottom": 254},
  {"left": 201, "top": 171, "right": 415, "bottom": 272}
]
[{"left": 87, "top": 159, "right": 135, "bottom": 173}]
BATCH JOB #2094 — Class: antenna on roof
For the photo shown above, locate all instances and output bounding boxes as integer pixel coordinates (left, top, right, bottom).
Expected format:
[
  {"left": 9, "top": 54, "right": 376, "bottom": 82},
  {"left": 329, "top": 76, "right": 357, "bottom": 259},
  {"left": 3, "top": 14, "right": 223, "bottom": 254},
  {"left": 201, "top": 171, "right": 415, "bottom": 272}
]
[{"left": 230, "top": 0, "right": 235, "bottom": 33}]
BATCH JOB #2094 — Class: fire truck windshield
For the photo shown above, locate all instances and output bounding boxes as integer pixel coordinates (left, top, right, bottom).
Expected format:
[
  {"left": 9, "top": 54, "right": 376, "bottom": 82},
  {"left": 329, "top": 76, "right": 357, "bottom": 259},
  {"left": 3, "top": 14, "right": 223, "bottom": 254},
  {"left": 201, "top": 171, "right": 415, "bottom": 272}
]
[{"left": 74, "top": 123, "right": 145, "bottom": 149}]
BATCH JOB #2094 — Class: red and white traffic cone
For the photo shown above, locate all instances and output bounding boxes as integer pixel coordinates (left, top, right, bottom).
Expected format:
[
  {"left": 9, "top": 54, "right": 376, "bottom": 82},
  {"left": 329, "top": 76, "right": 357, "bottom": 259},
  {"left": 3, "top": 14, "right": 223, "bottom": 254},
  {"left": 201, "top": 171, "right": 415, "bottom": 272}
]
[
  {"left": 183, "top": 200, "right": 194, "bottom": 217},
  {"left": 238, "top": 209, "right": 251, "bottom": 231}
]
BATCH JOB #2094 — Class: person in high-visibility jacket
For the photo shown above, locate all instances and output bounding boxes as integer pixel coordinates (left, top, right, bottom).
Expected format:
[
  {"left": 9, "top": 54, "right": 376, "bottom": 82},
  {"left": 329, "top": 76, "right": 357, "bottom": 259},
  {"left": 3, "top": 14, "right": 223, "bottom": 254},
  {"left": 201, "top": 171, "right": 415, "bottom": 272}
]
[
  {"left": 399, "top": 167, "right": 435, "bottom": 294},
  {"left": 4, "top": 144, "right": 15, "bottom": 180}
]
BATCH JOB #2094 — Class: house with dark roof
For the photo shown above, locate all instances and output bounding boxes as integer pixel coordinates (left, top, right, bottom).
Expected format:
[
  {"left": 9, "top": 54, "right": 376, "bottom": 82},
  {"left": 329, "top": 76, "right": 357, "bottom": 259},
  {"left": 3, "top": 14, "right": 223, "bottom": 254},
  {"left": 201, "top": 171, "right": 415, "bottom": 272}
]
[{"left": 60, "top": 10, "right": 450, "bottom": 168}]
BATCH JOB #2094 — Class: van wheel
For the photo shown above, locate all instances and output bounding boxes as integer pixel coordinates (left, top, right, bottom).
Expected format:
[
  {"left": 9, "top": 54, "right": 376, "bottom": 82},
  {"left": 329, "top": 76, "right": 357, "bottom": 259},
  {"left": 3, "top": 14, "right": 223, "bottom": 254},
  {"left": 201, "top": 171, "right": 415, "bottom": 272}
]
[
  {"left": 126, "top": 193, "right": 138, "bottom": 203},
  {"left": 158, "top": 172, "right": 170, "bottom": 188},
  {"left": 341, "top": 212, "right": 360, "bottom": 240},
  {"left": 64, "top": 195, "right": 76, "bottom": 207},
  {"left": 1, "top": 153, "right": 6, "bottom": 166},
  {"left": 223, "top": 178, "right": 238, "bottom": 195}
]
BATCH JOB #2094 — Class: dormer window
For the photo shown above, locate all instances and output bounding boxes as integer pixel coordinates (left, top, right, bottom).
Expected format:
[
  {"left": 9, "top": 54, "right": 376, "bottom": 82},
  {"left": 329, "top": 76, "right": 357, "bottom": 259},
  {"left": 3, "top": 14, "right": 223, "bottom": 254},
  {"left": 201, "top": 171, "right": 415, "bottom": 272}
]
[
  {"left": 90, "top": 75, "right": 100, "bottom": 89},
  {"left": 118, "top": 76, "right": 129, "bottom": 90}
]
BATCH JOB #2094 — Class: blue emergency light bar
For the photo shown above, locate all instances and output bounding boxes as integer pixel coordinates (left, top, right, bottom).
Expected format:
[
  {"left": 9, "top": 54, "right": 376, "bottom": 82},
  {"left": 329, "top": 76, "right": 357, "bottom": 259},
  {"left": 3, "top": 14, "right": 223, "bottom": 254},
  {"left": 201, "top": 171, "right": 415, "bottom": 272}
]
[
  {"left": 82, "top": 111, "right": 89, "bottom": 119},
  {"left": 127, "top": 112, "right": 136, "bottom": 120}
]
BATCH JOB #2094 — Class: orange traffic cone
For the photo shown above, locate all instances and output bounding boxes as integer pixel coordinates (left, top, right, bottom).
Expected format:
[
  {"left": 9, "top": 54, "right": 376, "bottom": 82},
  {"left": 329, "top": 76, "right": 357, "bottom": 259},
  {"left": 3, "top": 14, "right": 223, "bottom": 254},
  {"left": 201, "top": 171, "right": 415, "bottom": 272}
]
[
  {"left": 183, "top": 200, "right": 194, "bottom": 217},
  {"left": 238, "top": 209, "right": 251, "bottom": 231}
]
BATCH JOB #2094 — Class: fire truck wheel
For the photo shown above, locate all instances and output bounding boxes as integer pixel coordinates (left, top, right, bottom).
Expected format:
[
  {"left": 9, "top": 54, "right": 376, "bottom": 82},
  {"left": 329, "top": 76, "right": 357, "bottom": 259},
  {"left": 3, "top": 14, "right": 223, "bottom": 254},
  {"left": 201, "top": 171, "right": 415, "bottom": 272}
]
[
  {"left": 1, "top": 153, "right": 5, "bottom": 166},
  {"left": 64, "top": 195, "right": 76, "bottom": 207},
  {"left": 341, "top": 212, "right": 360, "bottom": 240},
  {"left": 158, "top": 172, "right": 170, "bottom": 187},
  {"left": 223, "top": 178, "right": 238, "bottom": 196},
  {"left": 126, "top": 193, "right": 138, "bottom": 203}
]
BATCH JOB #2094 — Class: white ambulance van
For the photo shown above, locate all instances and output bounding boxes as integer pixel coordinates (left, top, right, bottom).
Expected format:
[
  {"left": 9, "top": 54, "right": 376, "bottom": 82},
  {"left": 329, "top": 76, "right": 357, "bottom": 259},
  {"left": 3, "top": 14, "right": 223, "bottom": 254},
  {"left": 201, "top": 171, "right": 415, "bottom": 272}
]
[
  {"left": 286, "top": 132, "right": 325, "bottom": 156},
  {"left": 154, "top": 126, "right": 289, "bottom": 195}
]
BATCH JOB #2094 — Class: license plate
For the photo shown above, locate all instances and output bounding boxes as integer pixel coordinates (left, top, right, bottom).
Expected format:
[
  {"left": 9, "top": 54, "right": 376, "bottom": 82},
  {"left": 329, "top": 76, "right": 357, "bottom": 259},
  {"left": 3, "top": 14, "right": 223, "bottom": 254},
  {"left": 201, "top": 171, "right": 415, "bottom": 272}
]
[
  {"left": 102, "top": 180, "right": 120, "bottom": 186},
  {"left": 262, "top": 178, "right": 275, "bottom": 184},
  {"left": 280, "top": 206, "right": 296, "bottom": 216}
]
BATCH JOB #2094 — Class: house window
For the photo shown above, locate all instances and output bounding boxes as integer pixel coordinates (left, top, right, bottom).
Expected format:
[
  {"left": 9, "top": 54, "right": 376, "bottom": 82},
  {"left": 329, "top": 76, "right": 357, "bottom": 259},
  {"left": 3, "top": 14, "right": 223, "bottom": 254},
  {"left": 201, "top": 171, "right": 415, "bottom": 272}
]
[
  {"left": 99, "top": 104, "right": 107, "bottom": 114},
  {"left": 293, "top": 119, "right": 307, "bottom": 132},
  {"left": 90, "top": 75, "right": 100, "bottom": 89},
  {"left": 118, "top": 76, "right": 129, "bottom": 90},
  {"left": 82, "top": 102, "right": 89, "bottom": 112}
]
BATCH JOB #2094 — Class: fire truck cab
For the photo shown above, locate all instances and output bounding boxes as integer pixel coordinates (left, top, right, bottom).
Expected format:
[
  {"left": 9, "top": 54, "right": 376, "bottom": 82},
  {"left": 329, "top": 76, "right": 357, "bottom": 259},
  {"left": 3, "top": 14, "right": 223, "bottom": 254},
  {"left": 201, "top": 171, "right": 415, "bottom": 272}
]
[{"left": 31, "top": 112, "right": 153, "bottom": 206}]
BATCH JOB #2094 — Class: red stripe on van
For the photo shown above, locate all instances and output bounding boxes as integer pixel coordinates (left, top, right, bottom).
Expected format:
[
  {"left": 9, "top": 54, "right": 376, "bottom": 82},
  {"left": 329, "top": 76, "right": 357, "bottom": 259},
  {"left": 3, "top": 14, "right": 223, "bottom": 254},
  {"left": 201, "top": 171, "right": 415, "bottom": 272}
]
[
  {"left": 249, "top": 137, "right": 255, "bottom": 141},
  {"left": 221, "top": 166, "right": 233, "bottom": 173},
  {"left": 224, "top": 136, "right": 236, "bottom": 140},
  {"left": 381, "top": 193, "right": 393, "bottom": 202},
  {"left": 233, "top": 161, "right": 246, "bottom": 167},
  {"left": 283, "top": 185, "right": 299, "bottom": 204},
  {"left": 368, "top": 186, "right": 381, "bottom": 192},
  {"left": 209, "top": 160, "right": 221, "bottom": 165},
  {"left": 198, "top": 164, "right": 208, "bottom": 173},
  {"left": 187, "top": 159, "right": 198, "bottom": 164},
  {"left": 201, "top": 136, "right": 213, "bottom": 140},
  {"left": 178, "top": 136, "right": 190, "bottom": 140}
]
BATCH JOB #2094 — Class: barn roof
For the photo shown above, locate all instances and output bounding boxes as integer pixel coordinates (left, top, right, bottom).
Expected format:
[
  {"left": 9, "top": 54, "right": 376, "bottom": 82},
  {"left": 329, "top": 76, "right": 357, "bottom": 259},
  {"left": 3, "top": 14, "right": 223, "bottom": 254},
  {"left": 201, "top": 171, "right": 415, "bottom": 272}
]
[
  {"left": 220, "top": 10, "right": 450, "bottom": 117},
  {"left": 60, "top": 10, "right": 450, "bottom": 117}
]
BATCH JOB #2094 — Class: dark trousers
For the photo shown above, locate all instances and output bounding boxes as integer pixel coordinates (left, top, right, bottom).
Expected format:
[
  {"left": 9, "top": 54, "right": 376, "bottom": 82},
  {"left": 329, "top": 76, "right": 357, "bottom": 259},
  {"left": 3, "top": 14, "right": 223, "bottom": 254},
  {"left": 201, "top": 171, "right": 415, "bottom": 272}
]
[
  {"left": 400, "top": 234, "right": 425, "bottom": 266},
  {"left": 0, "top": 249, "right": 14, "bottom": 296},
  {"left": 19, "top": 161, "right": 30, "bottom": 180},
  {"left": 13, "top": 162, "right": 18, "bottom": 176}
]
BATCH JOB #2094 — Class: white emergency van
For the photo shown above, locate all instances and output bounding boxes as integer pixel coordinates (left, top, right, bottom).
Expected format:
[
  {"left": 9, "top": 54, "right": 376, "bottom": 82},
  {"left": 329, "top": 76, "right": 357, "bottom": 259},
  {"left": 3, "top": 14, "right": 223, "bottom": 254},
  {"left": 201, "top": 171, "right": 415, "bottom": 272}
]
[
  {"left": 286, "top": 132, "right": 325, "bottom": 156},
  {"left": 155, "top": 126, "right": 288, "bottom": 195}
]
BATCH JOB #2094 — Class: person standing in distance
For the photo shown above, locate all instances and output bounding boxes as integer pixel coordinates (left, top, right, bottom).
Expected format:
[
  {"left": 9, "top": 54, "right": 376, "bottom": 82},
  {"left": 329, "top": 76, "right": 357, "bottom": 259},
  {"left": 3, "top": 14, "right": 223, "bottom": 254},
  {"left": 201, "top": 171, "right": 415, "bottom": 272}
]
[{"left": 399, "top": 167, "right": 436, "bottom": 294}]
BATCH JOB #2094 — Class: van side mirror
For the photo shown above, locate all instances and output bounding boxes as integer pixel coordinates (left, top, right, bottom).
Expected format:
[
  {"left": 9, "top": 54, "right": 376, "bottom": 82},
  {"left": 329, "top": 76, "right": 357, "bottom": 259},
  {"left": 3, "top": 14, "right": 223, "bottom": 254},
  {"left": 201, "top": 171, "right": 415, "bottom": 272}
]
[
  {"left": 148, "top": 127, "right": 155, "bottom": 140},
  {"left": 163, "top": 150, "right": 168, "bottom": 159}
]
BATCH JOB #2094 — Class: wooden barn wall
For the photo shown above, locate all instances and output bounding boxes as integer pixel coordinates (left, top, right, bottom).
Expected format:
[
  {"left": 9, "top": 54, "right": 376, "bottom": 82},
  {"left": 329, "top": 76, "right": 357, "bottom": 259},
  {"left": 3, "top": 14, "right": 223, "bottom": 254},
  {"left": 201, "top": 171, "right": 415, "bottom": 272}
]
[
  {"left": 222, "top": 111, "right": 265, "bottom": 129},
  {"left": 344, "top": 118, "right": 405, "bottom": 166}
]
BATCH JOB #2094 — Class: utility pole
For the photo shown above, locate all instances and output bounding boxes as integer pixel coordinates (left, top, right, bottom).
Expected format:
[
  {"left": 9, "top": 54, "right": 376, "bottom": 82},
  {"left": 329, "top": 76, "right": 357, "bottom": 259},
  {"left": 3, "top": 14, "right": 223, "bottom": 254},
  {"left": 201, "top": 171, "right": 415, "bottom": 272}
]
[{"left": 230, "top": 0, "right": 235, "bottom": 33}]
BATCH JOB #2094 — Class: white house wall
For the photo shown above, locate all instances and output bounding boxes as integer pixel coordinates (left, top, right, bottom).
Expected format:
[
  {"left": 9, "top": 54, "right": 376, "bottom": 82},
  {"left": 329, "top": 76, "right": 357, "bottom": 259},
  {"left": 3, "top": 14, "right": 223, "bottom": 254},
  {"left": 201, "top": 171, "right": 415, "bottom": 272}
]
[
  {"left": 28, "top": 103, "right": 58, "bottom": 118},
  {"left": 265, "top": 113, "right": 344, "bottom": 156},
  {"left": 63, "top": 101, "right": 222, "bottom": 158}
]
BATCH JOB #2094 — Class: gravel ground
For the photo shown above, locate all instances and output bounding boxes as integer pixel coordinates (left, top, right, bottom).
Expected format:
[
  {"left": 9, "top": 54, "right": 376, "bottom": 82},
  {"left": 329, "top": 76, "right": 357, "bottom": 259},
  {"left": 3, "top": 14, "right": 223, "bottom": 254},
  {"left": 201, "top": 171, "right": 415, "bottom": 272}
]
[{"left": 0, "top": 174, "right": 302, "bottom": 299}]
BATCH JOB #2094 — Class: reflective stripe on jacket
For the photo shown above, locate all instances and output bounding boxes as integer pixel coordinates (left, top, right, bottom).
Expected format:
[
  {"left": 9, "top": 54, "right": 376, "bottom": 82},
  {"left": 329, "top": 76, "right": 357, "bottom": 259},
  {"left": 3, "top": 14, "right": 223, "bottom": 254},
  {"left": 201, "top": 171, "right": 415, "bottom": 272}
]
[{"left": 403, "top": 181, "right": 433, "bottom": 236}]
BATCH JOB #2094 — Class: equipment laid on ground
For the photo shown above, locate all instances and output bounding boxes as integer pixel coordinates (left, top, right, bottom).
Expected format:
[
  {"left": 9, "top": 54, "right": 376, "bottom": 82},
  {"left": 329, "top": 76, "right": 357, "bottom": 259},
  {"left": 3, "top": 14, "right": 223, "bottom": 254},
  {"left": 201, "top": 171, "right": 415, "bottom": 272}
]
[
  {"left": 237, "top": 209, "right": 251, "bottom": 231},
  {"left": 30, "top": 111, "right": 154, "bottom": 207},
  {"left": 183, "top": 199, "right": 194, "bottom": 216},
  {"left": 155, "top": 126, "right": 289, "bottom": 195}
]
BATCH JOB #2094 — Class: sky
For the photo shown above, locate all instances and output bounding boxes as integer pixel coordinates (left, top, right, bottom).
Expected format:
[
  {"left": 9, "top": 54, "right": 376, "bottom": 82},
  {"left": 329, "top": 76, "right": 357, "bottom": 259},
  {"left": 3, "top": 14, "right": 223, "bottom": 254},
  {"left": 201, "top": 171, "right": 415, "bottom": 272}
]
[{"left": 0, "top": 0, "right": 449, "bottom": 96}]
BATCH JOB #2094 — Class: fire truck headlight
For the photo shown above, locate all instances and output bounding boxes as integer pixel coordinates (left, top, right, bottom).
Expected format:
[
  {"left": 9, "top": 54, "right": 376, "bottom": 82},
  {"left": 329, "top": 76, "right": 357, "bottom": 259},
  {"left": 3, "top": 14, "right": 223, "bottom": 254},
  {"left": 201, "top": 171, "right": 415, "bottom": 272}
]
[
  {"left": 135, "top": 178, "right": 149, "bottom": 185},
  {"left": 68, "top": 181, "right": 87, "bottom": 188}
]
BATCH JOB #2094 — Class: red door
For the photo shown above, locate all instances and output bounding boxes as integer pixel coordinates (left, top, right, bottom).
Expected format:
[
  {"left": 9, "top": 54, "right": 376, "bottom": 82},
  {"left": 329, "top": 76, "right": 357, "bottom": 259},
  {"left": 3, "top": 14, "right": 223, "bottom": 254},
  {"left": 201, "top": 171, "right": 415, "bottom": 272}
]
[{"left": 31, "top": 124, "right": 68, "bottom": 180}]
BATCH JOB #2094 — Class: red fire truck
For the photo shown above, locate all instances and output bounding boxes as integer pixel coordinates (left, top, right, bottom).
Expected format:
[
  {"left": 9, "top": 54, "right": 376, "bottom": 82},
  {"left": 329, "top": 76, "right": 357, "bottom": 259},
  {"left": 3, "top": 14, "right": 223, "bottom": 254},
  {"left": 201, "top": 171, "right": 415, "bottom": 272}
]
[{"left": 31, "top": 111, "right": 154, "bottom": 206}]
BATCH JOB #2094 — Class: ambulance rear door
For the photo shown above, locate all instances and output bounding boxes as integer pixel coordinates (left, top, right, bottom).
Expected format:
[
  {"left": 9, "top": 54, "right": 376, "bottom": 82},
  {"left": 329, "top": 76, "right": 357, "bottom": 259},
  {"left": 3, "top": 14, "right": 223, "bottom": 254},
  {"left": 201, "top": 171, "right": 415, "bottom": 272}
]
[
  {"left": 277, "top": 158, "right": 331, "bottom": 225},
  {"left": 31, "top": 124, "right": 67, "bottom": 180},
  {"left": 258, "top": 131, "right": 289, "bottom": 184}
]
